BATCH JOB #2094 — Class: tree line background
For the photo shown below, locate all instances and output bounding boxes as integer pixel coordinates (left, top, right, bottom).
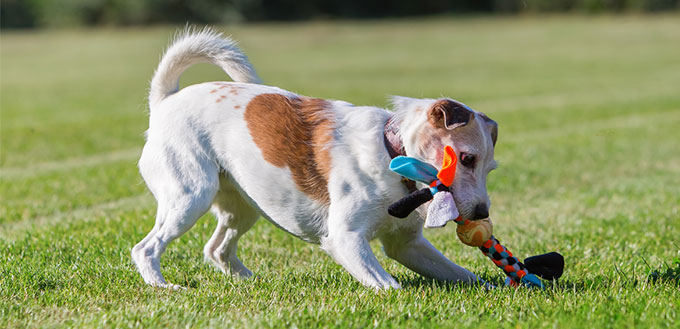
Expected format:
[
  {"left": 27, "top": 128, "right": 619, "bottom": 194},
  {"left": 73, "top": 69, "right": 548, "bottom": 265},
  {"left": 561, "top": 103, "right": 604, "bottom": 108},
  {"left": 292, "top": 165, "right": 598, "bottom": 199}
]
[{"left": 2, "top": 0, "right": 679, "bottom": 29}]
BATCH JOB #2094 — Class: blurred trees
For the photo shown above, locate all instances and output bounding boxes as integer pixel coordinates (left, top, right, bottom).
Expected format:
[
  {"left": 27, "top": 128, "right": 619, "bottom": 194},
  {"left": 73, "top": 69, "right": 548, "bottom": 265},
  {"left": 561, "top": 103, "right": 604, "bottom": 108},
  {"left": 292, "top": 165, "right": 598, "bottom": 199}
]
[{"left": 2, "top": 0, "right": 678, "bottom": 29}]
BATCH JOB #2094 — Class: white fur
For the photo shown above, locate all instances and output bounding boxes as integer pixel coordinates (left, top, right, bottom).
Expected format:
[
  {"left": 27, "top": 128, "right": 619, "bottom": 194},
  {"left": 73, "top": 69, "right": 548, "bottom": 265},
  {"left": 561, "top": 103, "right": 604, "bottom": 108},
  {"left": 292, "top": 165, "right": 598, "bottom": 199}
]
[
  {"left": 149, "top": 27, "right": 261, "bottom": 106},
  {"left": 132, "top": 28, "right": 495, "bottom": 290}
]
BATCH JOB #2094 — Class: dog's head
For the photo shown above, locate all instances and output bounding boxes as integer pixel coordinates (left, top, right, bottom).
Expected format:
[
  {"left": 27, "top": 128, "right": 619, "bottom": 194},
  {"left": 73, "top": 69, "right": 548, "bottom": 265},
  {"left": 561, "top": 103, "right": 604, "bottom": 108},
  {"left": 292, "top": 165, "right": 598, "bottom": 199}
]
[{"left": 392, "top": 96, "right": 498, "bottom": 221}]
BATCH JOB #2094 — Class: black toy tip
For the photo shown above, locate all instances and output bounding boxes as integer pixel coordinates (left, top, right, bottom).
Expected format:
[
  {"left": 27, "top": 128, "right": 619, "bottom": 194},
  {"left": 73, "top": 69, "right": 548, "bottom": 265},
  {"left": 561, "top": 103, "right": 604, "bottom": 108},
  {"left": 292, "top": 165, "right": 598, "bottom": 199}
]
[{"left": 524, "top": 251, "right": 565, "bottom": 281}]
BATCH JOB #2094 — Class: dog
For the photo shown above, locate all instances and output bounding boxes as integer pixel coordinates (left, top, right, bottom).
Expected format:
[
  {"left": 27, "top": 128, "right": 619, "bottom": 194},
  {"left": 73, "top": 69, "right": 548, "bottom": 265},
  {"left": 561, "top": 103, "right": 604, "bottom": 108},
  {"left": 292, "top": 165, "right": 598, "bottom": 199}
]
[{"left": 132, "top": 28, "right": 498, "bottom": 290}]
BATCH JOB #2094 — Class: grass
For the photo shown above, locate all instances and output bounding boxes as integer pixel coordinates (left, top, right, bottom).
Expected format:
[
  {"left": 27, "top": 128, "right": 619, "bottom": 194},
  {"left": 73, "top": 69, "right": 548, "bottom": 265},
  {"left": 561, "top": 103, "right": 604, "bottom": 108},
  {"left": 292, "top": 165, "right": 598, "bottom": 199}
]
[{"left": 1, "top": 15, "right": 679, "bottom": 328}]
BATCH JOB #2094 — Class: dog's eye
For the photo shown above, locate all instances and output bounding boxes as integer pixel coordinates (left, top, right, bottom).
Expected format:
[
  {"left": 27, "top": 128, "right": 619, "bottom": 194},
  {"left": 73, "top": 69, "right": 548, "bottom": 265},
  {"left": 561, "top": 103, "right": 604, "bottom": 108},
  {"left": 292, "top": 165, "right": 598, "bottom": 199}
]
[{"left": 460, "top": 153, "right": 476, "bottom": 169}]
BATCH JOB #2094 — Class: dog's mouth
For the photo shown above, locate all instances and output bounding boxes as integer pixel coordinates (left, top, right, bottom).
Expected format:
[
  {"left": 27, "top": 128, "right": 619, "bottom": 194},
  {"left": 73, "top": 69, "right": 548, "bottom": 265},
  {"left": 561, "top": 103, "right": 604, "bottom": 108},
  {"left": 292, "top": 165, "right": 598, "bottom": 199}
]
[{"left": 454, "top": 204, "right": 488, "bottom": 222}]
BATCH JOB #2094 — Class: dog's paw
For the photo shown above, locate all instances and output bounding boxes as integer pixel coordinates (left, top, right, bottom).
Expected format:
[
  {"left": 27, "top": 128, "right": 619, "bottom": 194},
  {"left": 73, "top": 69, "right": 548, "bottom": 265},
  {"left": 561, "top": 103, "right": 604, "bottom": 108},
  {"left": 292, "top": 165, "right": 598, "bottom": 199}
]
[
  {"left": 167, "top": 283, "right": 187, "bottom": 291},
  {"left": 150, "top": 282, "right": 187, "bottom": 290},
  {"left": 370, "top": 278, "right": 401, "bottom": 291},
  {"left": 230, "top": 267, "right": 254, "bottom": 279}
]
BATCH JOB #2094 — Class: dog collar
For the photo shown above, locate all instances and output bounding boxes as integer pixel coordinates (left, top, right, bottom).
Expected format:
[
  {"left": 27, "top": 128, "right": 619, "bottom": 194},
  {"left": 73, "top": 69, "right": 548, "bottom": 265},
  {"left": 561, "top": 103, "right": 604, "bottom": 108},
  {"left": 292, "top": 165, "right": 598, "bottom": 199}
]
[
  {"left": 383, "top": 117, "right": 405, "bottom": 158},
  {"left": 383, "top": 117, "right": 417, "bottom": 192}
]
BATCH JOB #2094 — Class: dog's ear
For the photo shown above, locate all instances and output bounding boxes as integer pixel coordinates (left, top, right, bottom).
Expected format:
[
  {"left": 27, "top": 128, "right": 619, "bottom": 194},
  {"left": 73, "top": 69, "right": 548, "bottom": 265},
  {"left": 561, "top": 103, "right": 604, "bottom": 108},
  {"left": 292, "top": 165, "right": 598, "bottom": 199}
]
[
  {"left": 428, "top": 99, "right": 473, "bottom": 130},
  {"left": 478, "top": 113, "right": 498, "bottom": 147}
]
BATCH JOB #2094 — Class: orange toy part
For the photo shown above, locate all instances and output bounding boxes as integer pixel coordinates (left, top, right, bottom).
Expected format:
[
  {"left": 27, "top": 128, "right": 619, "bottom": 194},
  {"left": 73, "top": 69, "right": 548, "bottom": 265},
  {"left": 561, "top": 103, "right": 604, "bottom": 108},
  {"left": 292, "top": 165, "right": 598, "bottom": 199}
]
[{"left": 437, "top": 145, "right": 457, "bottom": 187}]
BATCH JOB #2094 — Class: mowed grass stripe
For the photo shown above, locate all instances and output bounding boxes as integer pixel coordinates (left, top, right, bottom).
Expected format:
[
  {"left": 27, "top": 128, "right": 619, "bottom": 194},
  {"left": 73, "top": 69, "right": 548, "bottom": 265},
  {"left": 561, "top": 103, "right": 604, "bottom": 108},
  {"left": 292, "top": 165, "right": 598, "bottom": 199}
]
[
  {"left": 1, "top": 98, "right": 676, "bottom": 181},
  {"left": 0, "top": 194, "right": 154, "bottom": 241},
  {"left": 0, "top": 159, "right": 146, "bottom": 224},
  {"left": 0, "top": 148, "right": 141, "bottom": 180},
  {"left": 502, "top": 108, "right": 679, "bottom": 144}
]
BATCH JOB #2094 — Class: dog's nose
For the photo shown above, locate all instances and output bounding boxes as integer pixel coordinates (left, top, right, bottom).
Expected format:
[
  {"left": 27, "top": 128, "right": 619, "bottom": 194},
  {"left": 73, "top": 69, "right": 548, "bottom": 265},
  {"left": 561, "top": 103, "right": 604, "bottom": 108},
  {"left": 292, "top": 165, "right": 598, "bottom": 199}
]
[{"left": 472, "top": 204, "right": 489, "bottom": 220}]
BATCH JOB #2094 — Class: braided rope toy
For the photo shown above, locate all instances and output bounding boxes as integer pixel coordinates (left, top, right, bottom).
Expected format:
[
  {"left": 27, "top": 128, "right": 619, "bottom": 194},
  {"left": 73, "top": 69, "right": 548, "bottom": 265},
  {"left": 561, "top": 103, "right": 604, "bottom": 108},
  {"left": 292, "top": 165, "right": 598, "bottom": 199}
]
[{"left": 388, "top": 146, "right": 564, "bottom": 288}]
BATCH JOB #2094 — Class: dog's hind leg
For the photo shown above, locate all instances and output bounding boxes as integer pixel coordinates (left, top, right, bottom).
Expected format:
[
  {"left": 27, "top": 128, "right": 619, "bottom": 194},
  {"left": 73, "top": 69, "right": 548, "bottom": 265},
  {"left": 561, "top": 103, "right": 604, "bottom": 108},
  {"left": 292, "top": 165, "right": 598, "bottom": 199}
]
[
  {"left": 132, "top": 145, "right": 219, "bottom": 289},
  {"left": 203, "top": 175, "right": 259, "bottom": 278}
]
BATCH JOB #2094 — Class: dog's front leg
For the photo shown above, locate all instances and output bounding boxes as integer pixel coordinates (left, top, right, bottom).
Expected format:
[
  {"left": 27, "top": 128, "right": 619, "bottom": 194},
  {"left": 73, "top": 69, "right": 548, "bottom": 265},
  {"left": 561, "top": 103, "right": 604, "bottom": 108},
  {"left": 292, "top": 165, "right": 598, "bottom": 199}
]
[
  {"left": 381, "top": 226, "right": 490, "bottom": 288},
  {"left": 322, "top": 230, "right": 401, "bottom": 290},
  {"left": 321, "top": 204, "right": 401, "bottom": 290}
]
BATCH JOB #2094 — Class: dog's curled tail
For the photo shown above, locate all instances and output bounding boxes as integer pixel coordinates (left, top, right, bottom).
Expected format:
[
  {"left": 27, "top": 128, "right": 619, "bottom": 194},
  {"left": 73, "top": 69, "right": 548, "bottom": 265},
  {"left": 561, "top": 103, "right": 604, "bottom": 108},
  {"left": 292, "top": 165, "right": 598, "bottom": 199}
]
[{"left": 149, "top": 27, "right": 262, "bottom": 107}]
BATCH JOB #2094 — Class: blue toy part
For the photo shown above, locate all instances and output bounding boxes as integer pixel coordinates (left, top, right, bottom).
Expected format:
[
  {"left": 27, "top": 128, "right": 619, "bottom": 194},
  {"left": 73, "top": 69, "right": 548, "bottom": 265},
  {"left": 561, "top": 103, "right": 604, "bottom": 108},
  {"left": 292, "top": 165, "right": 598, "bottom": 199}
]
[
  {"left": 521, "top": 273, "right": 545, "bottom": 288},
  {"left": 505, "top": 274, "right": 545, "bottom": 289},
  {"left": 389, "top": 156, "right": 438, "bottom": 184}
]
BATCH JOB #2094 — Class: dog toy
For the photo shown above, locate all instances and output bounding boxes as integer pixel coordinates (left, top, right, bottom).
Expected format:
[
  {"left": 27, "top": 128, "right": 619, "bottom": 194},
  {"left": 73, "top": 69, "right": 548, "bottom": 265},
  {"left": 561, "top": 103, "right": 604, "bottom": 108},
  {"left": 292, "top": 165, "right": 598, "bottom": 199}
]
[
  {"left": 456, "top": 217, "right": 493, "bottom": 247},
  {"left": 387, "top": 145, "right": 458, "bottom": 228},
  {"left": 388, "top": 146, "right": 564, "bottom": 288}
]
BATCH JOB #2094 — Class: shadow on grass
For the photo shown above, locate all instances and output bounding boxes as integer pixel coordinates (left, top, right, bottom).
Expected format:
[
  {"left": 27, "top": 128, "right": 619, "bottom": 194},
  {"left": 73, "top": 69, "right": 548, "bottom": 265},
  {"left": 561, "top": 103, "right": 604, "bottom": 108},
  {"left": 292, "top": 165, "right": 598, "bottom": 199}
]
[
  {"left": 394, "top": 272, "right": 505, "bottom": 292},
  {"left": 396, "top": 275, "right": 595, "bottom": 293},
  {"left": 395, "top": 272, "right": 678, "bottom": 293},
  {"left": 646, "top": 258, "right": 680, "bottom": 287}
]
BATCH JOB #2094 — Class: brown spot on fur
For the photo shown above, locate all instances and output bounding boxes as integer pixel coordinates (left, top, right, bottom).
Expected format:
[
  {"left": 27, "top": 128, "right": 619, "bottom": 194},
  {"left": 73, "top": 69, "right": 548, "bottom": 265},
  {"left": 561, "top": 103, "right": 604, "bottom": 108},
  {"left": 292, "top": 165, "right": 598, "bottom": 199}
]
[
  {"left": 221, "top": 95, "right": 227, "bottom": 99},
  {"left": 229, "top": 88, "right": 239, "bottom": 95},
  {"left": 210, "top": 89, "right": 218, "bottom": 93},
  {"left": 218, "top": 85, "right": 228, "bottom": 89},
  {"left": 234, "top": 105, "right": 241, "bottom": 109},
  {"left": 216, "top": 99, "right": 222, "bottom": 103},
  {"left": 244, "top": 93, "right": 334, "bottom": 203}
]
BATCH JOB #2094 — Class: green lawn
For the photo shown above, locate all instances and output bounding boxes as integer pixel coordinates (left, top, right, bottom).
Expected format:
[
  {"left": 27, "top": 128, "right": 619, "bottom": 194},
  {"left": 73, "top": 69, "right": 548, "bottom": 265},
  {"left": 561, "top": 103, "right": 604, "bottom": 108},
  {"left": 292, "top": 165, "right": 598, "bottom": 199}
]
[{"left": 1, "top": 15, "right": 679, "bottom": 328}]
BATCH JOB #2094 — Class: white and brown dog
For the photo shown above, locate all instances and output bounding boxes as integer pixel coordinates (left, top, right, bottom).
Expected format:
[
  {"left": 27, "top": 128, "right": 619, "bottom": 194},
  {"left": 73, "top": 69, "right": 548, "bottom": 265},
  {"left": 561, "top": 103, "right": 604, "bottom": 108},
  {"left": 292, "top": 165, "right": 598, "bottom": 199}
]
[{"left": 132, "top": 28, "right": 498, "bottom": 290}]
